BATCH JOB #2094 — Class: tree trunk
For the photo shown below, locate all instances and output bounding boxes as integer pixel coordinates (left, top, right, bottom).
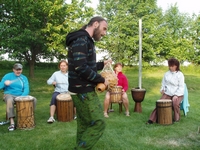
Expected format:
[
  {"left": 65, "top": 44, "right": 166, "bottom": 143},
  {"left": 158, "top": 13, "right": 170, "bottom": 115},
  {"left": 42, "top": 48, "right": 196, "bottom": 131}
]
[{"left": 29, "top": 60, "right": 35, "bottom": 78}]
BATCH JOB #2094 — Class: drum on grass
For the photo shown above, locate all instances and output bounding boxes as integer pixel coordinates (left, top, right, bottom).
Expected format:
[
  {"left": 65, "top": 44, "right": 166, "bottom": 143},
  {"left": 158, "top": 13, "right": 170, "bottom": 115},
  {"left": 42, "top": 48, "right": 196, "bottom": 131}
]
[
  {"left": 156, "top": 99, "right": 172, "bottom": 125},
  {"left": 56, "top": 93, "right": 73, "bottom": 122},
  {"left": 15, "top": 96, "right": 35, "bottom": 129},
  {"left": 110, "top": 86, "right": 122, "bottom": 103}
]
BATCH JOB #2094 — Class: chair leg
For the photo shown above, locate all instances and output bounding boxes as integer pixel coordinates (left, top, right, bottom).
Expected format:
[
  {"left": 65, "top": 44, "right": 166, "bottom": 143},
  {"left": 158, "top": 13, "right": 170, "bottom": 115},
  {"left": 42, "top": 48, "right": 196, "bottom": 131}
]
[
  {"left": 110, "top": 103, "right": 113, "bottom": 110},
  {"left": 119, "top": 102, "right": 122, "bottom": 113}
]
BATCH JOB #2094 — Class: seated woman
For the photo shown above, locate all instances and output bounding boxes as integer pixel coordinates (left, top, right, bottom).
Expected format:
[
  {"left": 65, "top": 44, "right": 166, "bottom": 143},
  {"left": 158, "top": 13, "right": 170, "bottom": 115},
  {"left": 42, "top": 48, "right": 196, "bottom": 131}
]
[
  {"left": 47, "top": 60, "right": 76, "bottom": 123},
  {"left": 103, "top": 63, "right": 130, "bottom": 118},
  {"left": 147, "top": 58, "right": 184, "bottom": 124}
]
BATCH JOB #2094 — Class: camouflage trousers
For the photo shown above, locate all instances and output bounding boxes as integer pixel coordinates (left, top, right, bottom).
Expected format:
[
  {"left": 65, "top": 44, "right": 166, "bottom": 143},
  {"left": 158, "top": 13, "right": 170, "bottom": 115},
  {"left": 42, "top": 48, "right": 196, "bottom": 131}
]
[{"left": 72, "top": 91, "right": 105, "bottom": 150}]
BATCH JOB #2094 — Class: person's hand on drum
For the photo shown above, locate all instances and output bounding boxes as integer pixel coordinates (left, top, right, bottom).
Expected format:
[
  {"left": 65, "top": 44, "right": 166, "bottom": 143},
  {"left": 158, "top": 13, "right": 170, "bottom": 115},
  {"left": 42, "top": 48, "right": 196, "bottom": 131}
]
[
  {"left": 52, "top": 81, "right": 56, "bottom": 86},
  {"left": 172, "top": 95, "right": 178, "bottom": 101},
  {"left": 160, "top": 90, "right": 164, "bottom": 95},
  {"left": 122, "top": 89, "right": 125, "bottom": 95}
]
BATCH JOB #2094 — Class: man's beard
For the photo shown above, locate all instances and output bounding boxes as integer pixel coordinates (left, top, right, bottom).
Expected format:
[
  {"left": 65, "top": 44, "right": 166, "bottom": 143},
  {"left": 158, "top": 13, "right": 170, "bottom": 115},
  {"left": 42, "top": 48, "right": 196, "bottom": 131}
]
[{"left": 93, "top": 27, "right": 101, "bottom": 41}]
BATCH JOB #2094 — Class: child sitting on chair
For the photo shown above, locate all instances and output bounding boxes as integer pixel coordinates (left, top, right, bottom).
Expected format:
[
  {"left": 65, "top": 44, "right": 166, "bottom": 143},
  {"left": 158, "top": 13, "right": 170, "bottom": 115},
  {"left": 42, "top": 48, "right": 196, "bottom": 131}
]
[{"left": 103, "top": 63, "right": 130, "bottom": 118}]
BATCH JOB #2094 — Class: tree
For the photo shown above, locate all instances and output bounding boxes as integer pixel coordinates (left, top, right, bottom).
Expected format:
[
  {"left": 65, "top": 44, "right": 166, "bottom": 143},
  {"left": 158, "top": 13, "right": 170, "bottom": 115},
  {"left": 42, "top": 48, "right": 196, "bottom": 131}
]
[
  {"left": 161, "top": 4, "right": 195, "bottom": 63},
  {"left": 191, "top": 14, "right": 200, "bottom": 64},
  {"left": 96, "top": 0, "right": 199, "bottom": 65},
  {"left": 96, "top": 0, "right": 165, "bottom": 65},
  {"left": 0, "top": 0, "right": 94, "bottom": 77}
]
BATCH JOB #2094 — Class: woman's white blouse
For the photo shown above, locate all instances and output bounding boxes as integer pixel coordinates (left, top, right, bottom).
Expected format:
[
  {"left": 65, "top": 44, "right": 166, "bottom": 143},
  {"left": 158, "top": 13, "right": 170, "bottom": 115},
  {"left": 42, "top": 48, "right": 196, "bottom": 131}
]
[
  {"left": 160, "top": 70, "right": 184, "bottom": 96},
  {"left": 47, "top": 71, "right": 69, "bottom": 93}
]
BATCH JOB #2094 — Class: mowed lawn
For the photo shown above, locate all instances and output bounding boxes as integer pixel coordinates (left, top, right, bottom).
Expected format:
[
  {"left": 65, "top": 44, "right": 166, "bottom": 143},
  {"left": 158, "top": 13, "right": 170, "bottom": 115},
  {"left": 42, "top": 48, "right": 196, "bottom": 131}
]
[{"left": 0, "top": 65, "right": 200, "bottom": 150}]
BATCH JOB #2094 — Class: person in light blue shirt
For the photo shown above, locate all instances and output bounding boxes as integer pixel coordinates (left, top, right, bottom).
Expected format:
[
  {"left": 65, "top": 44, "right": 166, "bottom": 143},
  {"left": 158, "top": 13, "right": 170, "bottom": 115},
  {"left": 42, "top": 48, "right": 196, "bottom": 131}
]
[
  {"left": 0, "top": 63, "right": 37, "bottom": 131},
  {"left": 47, "top": 60, "right": 76, "bottom": 123}
]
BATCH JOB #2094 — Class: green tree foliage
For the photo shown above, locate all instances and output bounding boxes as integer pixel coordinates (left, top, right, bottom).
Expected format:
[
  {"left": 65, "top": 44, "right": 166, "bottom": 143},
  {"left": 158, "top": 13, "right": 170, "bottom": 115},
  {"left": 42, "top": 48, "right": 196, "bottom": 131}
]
[
  {"left": 161, "top": 4, "right": 196, "bottom": 63},
  {"left": 0, "top": 0, "right": 94, "bottom": 77},
  {"left": 96, "top": 0, "right": 199, "bottom": 65},
  {"left": 96, "top": 0, "right": 165, "bottom": 65},
  {"left": 192, "top": 15, "right": 200, "bottom": 64}
]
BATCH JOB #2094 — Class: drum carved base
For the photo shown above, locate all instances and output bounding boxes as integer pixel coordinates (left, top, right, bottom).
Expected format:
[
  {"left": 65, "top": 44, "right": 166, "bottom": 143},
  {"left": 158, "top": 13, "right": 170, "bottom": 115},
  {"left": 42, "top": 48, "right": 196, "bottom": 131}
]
[{"left": 134, "top": 102, "right": 142, "bottom": 113}]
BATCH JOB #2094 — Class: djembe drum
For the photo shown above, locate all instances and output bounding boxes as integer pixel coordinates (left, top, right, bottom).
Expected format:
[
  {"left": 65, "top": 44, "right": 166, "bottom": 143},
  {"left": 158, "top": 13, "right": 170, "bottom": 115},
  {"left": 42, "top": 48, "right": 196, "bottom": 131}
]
[
  {"left": 110, "top": 86, "right": 122, "bottom": 103},
  {"left": 56, "top": 93, "right": 73, "bottom": 122},
  {"left": 15, "top": 96, "right": 35, "bottom": 129},
  {"left": 156, "top": 99, "right": 172, "bottom": 125},
  {"left": 131, "top": 88, "right": 146, "bottom": 113},
  {"left": 109, "top": 86, "right": 123, "bottom": 113}
]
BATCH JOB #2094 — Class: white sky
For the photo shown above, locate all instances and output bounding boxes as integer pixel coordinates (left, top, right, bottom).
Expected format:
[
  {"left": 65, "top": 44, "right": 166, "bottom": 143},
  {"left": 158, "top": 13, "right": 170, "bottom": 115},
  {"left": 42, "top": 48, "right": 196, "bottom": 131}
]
[
  {"left": 157, "top": 0, "right": 200, "bottom": 15},
  {"left": 90, "top": 0, "right": 199, "bottom": 15}
]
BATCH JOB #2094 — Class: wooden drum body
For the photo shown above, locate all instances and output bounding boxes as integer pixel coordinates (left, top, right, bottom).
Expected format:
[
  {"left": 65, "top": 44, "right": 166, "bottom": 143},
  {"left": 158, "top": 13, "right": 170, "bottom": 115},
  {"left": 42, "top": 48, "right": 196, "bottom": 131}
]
[
  {"left": 56, "top": 93, "right": 73, "bottom": 122},
  {"left": 156, "top": 99, "right": 172, "bottom": 125},
  {"left": 110, "top": 86, "right": 122, "bottom": 103},
  {"left": 15, "top": 96, "right": 35, "bottom": 129},
  {"left": 131, "top": 88, "right": 146, "bottom": 113}
]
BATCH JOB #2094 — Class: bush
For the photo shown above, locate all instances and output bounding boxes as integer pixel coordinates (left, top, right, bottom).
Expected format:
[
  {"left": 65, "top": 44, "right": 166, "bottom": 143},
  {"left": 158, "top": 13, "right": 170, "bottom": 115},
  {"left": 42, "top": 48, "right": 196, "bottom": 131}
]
[{"left": 0, "top": 61, "right": 58, "bottom": 70}]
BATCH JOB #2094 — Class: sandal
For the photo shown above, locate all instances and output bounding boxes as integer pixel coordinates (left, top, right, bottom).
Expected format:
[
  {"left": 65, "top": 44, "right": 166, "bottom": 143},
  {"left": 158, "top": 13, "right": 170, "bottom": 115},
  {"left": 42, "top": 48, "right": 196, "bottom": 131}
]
[
  {"left": 125, "top": 112, "right": 130, "bottom": 116},
  {"left": 104, "top": 112, "right": 109, "bottom": 118},
  {"left": 8, "top": 124, "right": 16, "bottom": 131}
]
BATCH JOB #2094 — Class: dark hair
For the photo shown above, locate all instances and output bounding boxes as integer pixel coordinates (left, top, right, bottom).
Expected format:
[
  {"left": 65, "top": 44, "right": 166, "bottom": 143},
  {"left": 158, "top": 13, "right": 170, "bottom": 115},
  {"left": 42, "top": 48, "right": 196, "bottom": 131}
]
[
  {"left": 58, "top": 60, "right": 68, "bottom": 69},
  {"left": 168, "top": 58, "right": 180, "bottom": 71},
  {"left": 114, "top": 62, "right": 123, "bottom": 69},
  {"left": 82, "top": 16, "right": 107, "bottom": 29}
]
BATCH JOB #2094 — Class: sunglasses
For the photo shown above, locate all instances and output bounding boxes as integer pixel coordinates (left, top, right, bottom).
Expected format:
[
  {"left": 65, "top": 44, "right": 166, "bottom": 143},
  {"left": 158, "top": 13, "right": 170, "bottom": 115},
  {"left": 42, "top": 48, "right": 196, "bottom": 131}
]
[{"left": 15, "top": 69, "right": 22, "bottom": 71}]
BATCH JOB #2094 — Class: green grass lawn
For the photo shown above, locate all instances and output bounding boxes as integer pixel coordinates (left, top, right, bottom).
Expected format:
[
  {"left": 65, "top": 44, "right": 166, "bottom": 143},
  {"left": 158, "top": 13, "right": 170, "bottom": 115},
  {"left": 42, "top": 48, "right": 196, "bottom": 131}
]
[{"left": 0, "top": 65, "right": 200, "bottom": 150}]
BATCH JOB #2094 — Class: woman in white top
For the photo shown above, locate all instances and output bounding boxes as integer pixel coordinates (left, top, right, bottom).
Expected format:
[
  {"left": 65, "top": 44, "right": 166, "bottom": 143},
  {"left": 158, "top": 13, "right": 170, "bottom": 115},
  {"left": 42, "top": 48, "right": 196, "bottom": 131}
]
[
  {"left": 147, "top": 58, "right": 184, "bottom": 124},
  {"left": 47, "top": 60, "right": 76, "bottom": 123}
]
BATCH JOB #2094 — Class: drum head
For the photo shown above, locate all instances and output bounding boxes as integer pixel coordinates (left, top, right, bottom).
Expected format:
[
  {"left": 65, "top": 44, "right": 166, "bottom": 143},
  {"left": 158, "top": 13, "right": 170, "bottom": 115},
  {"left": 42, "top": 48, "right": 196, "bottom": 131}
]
[
  {"left": 116, "top": 86, "right": 122, "bottom": 88},
  {"left": 15, "top": 96, "right": 34, "bottom": 101},
  {"left": 56, "top": 93, "right": 71, "bottom": 101},
  {"left": 157, "top": 99, "right": 172, "bottom": 103}
]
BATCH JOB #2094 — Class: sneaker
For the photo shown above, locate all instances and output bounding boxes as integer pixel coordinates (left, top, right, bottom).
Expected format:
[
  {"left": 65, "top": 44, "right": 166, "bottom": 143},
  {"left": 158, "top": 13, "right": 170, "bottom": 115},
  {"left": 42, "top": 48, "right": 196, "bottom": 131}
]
[
  {"left": 74, "top": 116, "right": 77, "bottom": 120},
  {"left": 0, "top": 120, "right": 10, "bottom": 125},
  {"left": 8, "top": 124, "right": 15, "bottom": 131},
  {"left": 125, "top": 112, "right": 130, "bottom": 116},
  {"left": 47, "top": 117, "right": 55, "bottom": 123},
  {"left": 104, "top": 112, "right": 109, "bottom": 118}
]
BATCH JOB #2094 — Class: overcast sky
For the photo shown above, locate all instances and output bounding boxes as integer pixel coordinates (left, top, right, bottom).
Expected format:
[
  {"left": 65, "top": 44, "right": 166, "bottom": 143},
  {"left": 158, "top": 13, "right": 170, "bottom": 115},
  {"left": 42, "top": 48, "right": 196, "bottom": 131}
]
[
  {"left": 90, "top": 0, "right": 199, "bottom": 15},
  {"left": 157, "top": 0, "right": 199, "bottom": 15}
]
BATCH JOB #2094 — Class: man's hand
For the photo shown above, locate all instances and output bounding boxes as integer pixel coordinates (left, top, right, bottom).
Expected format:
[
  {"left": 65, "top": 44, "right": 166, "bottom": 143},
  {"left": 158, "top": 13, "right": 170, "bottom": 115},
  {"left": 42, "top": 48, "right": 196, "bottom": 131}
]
[
  {"left": 104, "top": 59, "right": 112, "bottom": 65},
  {"left": 4, "top": 80, "right": 11, "bottom": 86}
]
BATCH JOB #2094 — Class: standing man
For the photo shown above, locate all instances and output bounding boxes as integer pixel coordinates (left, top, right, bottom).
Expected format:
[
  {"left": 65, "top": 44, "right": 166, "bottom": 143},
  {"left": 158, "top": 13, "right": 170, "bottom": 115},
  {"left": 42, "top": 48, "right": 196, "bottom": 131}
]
[
  {"left": 0, "top": 63, "right": 37, "bottom": 131},
  {"left": 66, "top": 16, "right": 110, "bottom": 149}
]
